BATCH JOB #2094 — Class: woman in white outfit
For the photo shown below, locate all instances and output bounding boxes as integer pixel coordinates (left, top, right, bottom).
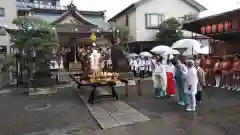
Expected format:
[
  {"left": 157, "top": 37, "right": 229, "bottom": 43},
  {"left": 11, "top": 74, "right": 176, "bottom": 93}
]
[
  {"left": 152, "top": 56, "right": 167, "bottom": 98},
  {"left": 184, "top": 60, "right": 198, "bottom": 111}
]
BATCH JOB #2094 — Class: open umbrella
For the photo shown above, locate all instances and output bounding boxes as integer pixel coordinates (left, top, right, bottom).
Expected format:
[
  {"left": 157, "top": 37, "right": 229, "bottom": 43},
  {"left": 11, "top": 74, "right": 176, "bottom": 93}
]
[
  {"left": 171, "top": 39, "right": 202, "bottom": 50},
  {"left": 183, "top": 48, "right": 200, "bottom": 56},
  {"left": 199, "top": 46, "right": 210, "bottom": 54},
  {"left": 171, "top": 49, "right": 180, "bottom": 55},
  {"left": 128, "top": 53, "right": 138, "bottom": 58},
  {"left": 139, "top": 52, "right": 153, "bottom": 57},
  {"left": 151, "top": 45, "right": 173, "bottom": 54}
]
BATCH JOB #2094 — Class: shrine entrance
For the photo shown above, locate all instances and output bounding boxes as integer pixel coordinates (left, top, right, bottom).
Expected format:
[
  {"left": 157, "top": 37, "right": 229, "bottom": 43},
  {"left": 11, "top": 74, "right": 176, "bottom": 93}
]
[{"left": 51, "top": 3, "right": 111, "bottom": 71}]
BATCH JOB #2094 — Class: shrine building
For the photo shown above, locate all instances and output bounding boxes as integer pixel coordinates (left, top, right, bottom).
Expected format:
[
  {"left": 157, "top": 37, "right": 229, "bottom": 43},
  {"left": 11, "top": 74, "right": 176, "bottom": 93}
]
[{"left": 182, "top": 8, "right": 240, "bottom": 56}]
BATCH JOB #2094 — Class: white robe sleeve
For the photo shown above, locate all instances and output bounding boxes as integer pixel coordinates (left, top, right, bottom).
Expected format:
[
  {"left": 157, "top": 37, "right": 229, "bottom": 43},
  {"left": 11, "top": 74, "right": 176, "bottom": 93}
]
[{"left": 181, "top": 65, "right": 188, "bottom": 77}]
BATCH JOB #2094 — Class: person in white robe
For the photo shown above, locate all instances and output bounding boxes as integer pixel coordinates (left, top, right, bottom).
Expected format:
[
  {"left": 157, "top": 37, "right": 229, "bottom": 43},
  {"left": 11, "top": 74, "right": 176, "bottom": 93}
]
[
  {"left": 147, "top": 58, "right": 152, "bottom": 76},
  {"left": 129, "top": 58, "right": 134, "bottom": 72},
  {"left": 139, "top": 57, "right": 145, "bottom": 77},
  {"left": 133, "top": 58, "right": 139, "bottom": 76},
  {"left": 184, "top": 60, "right": 198, "bottom": 111},
  {"left": 152, "top": 56, "right": 167, "bottom": 98}
]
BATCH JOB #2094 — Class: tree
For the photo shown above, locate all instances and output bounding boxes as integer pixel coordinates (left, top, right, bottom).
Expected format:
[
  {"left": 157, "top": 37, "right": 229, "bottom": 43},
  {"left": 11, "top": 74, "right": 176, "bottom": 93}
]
[
  {"left": 109, "top": 25, "right": 130, "bottom": 53},
  {"left": 156, "top": 17, "right": 183, "bottom": 46},
  {"left": 108, "top": 26, "right": 130, "bottom": 72},
  {"left": 109, "top": 26, "right": 129, "bottom": 43},
  {"left": 8, "top": 16, "right": 58, "bottom": 80}
]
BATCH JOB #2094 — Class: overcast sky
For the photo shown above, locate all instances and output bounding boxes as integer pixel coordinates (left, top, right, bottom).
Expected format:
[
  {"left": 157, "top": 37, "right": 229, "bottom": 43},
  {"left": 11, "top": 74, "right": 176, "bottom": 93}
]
[{"left": 61, "top": 0, "right": 240, "bottom": 19}]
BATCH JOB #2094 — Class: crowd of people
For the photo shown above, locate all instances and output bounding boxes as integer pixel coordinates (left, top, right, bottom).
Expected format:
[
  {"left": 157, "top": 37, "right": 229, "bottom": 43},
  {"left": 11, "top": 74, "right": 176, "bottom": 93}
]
[
  {"left": 127, "top": 54, "right": 240, "bottom": 112},
  {"left": 195, "top": 55, "right": 240, "bottom": 91},
  {"left": 128, "top": 57, "right": 153, "bottom": 77}
]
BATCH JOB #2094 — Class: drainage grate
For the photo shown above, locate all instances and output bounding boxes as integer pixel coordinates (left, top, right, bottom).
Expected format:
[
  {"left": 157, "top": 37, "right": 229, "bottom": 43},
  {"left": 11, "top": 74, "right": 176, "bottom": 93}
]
[{"left": 25, "top": 104, "right": 51, "bottom": 111}]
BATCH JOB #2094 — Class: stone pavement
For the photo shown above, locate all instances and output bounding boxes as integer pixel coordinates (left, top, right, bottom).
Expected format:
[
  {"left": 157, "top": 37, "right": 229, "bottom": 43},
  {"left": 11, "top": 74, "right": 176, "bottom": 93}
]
[
  {"left": 75, "top": 86, "right": 150, "bottom": 129},
  {"left": 78, "top": 80, "right": 240, "bottom": 135},
  {"left": 0, "top": 86, "right": 99, "bottom": 135}
]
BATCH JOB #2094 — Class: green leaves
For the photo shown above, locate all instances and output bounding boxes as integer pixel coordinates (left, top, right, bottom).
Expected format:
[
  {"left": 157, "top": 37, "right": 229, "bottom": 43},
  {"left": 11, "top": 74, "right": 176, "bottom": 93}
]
[
  {"left": 156, "top": 17, "right": 183, "bottom": 46},
  {"left": 8, "top": 16, "right": 59, "bottom": 79}
]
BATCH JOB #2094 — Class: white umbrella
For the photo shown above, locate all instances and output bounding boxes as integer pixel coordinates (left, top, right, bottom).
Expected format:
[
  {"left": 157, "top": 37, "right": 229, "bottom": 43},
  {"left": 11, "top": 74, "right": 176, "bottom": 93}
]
[
  {"left": 171, "top": 49, "right": 180, "bottom": 55},
  {"left": 183, "top": 48, "right": 200, "bottom": 56},
  {"left": 151, "top": 45, "right": 173, "bottom": 54},
  {"left": 139, "top": 52, "right": 153, "bottom": 57},
  {"left": 171, "top": 39, "right": 202, "bottom": 50},
  {"left": 128, "top": 53, "right": 138, "bottom": 58},
  {"left": 199, "top": 46, "right": 210, "bottom": 54}
]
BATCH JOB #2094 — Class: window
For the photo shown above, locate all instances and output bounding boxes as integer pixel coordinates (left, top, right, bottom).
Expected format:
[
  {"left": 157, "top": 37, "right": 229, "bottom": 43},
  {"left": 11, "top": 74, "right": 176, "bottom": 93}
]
[
  {"left": 0, "top": 7, "right": 5, "bottom": 17},
  {"left": 0, "top": 27, "right": 6, "bottom": 35},
  {"left": 0, "top": 46, "right": 7, "bottom": 54},
  {"left": 145, "top": 13, "right": 164, "bottom": 29},
  {"left": 125, "top": 15, "right": 129, "bottom": 26}
]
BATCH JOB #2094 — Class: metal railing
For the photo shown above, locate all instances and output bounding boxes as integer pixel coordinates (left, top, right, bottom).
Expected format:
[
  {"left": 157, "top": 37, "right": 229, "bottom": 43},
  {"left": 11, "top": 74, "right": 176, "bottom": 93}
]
[{"left": 16, "top": 1, "right": 67, "bottom": 10}]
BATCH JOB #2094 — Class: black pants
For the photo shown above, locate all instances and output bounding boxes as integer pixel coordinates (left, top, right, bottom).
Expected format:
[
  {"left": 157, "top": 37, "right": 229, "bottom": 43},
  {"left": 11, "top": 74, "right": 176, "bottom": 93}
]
[
  {"left": 195, "top": 91, "right": 202, "bottom": 102},
  {"left": 140, "top": 70, "right": 144, "bottom": 78}
]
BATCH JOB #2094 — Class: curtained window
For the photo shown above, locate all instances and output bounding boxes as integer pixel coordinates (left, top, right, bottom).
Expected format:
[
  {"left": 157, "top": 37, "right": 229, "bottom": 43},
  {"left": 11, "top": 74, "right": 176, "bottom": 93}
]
[{"left": 145, "top": 13, "right": 164, "bottom": 29}]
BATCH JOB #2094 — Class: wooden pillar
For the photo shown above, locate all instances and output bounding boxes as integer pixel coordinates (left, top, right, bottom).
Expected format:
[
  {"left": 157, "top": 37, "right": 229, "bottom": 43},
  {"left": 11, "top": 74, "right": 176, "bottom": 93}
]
[
  {"left": 136, "top": 79, "right": 142, "bottom": 96},
  {"left": 124, "top": 82, "right": 129, "bottom": 97}
]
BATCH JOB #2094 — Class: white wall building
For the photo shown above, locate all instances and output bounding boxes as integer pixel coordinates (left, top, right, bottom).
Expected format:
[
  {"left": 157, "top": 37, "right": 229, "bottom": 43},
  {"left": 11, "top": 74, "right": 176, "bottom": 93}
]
[
  {"left": 108, "top": 0, "right": 207, "bottom": 42},
  {"left": 0, "top": 0, "right": 17, "bottom": 54}
]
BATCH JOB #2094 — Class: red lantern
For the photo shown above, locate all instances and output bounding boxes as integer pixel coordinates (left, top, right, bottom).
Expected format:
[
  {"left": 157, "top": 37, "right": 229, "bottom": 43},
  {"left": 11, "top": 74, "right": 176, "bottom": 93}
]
[
  {"left": 200, "top": 26, "right": 206, "bottom": 34},
  {"left": 224, "top": 21, "right": 230, "bottom": 32},
  {"left": 212, "top": 24, "right": 217, "bottom": 33},
  {"left": 206, "top": 25, "right": 211, "bottom": 34},
  {"left": 218, "top": 23, "right": 223, "bottom": 32}
]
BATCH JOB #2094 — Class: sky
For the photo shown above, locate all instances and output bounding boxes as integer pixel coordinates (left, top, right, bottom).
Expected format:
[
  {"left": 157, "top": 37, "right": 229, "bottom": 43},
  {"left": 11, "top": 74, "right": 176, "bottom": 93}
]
[{"left": 61, "top": 0, "right": 240, "bottom": 19}]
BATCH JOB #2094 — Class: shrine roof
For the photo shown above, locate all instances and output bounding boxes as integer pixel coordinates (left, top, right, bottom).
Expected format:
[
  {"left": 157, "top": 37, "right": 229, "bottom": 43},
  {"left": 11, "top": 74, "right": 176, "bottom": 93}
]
[
  {"left": 182, "top": 8, "right": 240, "bottom": 34},
  {"left": 50, "top": 4, "right": 110, "bottom": 32},
  {"left": 52, "top": 4, "right": 96, "bottom": 26}
]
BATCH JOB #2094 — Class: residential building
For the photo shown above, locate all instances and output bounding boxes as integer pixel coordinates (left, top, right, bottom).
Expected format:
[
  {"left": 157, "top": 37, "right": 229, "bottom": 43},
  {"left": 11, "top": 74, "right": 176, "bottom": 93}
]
[
  {"left": 0, "top": 0, "right": 17, "bottom": 54},
  {"left": 108, "top": 0, "right": 207, "bottom": 42}
]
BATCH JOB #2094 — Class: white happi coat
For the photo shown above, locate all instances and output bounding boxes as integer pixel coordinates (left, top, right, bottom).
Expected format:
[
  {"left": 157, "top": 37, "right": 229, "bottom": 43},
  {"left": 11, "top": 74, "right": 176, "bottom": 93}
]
[
  {"left": 139, "top": 59, "right": 145, "bottom": 71},
  {"left": 129, "top": 59, "right": 134, "bottom": 71},
  {"left": 184, "top": 67, "right": 198, "bottom": 95},
  {"left": 147, "top": 59, "right": 152, "bottom": 72},
  {"left": 133, "top": 59, "right": 139, "bottom": 71}
]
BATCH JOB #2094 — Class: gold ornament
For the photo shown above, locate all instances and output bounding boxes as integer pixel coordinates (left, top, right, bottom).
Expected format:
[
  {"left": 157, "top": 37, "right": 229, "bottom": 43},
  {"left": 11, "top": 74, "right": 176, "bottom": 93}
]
[{"left": 90, "top": 32, "right": 97, "bottom": 42}]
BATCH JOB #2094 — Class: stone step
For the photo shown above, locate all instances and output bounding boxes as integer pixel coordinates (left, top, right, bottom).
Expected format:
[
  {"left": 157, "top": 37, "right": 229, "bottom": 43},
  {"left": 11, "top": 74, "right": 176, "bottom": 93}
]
[{"left": 76, "top": 87, "right": 150, "bottom": 129}]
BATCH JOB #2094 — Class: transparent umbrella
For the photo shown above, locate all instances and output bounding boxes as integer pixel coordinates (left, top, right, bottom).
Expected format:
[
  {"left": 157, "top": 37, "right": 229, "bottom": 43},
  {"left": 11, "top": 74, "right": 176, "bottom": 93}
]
[
  {"left": 128, "top": 53, "right": 138, "bottom": 58},
  {"left": 171, "top": 39, "right": 202, "bottom": 50},
  {"left": 151, "top": 45, "right": 173, "bottom": 54},
  {"left": 171, "top": 49, "right": 180, "bottom": 55},
  {"left": 139, "top": 52, "right": 153, "bottom": 57}
]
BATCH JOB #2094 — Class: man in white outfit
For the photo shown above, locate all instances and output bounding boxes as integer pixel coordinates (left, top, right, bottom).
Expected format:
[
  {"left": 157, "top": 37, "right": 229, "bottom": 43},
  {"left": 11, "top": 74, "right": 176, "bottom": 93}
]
[
  {"left": 133, "top": 57, "right": 139, "bottom": 76},
  {"left": 184, "top": 60, "right": 198, "bottom": 111},
  {"left": 139, "top": 57, "right": 145, "bottom": 77}
]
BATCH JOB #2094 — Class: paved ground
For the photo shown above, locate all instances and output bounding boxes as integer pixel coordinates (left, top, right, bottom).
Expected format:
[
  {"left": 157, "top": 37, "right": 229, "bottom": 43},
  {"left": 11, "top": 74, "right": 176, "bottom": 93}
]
[
  {"left": 0, "top": 86, "right": 99, "bottom": 135},
  {"left": 75, "top": 85, "right": 150, "bottom": 129},
  {"left": 1, "top": 79, "right": 240, "bottom": 135},
  {"left": 83, "top": 80, "right": 240, "bottom": 135}
]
